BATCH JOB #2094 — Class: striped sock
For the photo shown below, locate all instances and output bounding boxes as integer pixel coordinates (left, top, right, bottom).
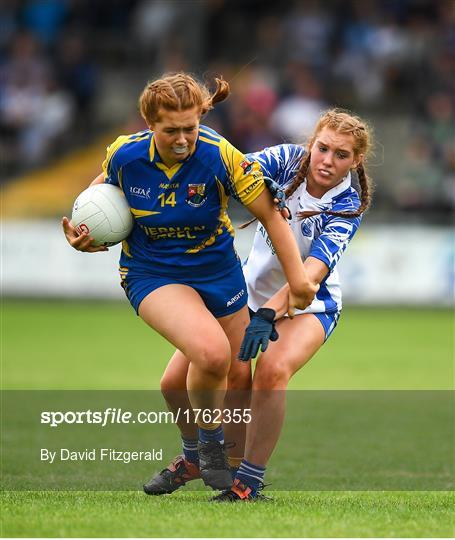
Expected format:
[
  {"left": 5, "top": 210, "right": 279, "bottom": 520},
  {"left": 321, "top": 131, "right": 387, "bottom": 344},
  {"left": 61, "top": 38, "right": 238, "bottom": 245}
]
[
  {"left": 236, "top": 459, "right": 266, "bottom": 495},
  {"left": 181, "top": 436, "right": 199, "bottom": 465},
  {"left": 228, "top": 456, "right": 242, "bottom": 480},
  {"left": 198, "top": 424, "right": 224, "bottom": 444}
]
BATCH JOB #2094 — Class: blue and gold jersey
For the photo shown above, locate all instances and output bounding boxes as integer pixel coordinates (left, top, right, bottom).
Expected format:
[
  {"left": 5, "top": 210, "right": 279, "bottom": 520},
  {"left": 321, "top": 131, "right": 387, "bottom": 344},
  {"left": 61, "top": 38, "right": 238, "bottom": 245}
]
[{"left": 102, "top": 125, "right": 265, "bottom": 276}]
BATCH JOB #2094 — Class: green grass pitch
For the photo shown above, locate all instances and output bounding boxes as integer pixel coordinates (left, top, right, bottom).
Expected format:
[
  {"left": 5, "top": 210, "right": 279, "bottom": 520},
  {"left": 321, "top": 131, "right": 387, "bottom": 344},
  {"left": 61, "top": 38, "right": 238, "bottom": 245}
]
[{"left": 2, "top": 300, "right": 454, "bottom": 537}]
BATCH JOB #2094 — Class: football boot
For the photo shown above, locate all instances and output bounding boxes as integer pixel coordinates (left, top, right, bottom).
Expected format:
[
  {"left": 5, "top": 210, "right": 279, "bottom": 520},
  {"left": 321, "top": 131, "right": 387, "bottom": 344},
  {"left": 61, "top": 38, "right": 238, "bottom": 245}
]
[{"left": 143, "top": 455, "right": 200, "bottom": 495}]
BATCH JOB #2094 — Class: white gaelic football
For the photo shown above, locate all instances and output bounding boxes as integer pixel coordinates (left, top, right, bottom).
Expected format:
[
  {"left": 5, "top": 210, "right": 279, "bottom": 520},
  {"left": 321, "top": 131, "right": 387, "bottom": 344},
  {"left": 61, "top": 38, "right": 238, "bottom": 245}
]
[{"left": 71, "top": 184, "right": 133, "bottom": 246}]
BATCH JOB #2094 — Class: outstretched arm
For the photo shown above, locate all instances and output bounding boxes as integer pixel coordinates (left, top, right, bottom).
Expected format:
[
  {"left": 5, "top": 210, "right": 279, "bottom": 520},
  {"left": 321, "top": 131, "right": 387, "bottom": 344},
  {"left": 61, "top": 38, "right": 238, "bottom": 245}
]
[
  {"left": 263, "top": 257, "right": 329, "bottom": 318},
  {"left": 246, "top": 191, "right": 319, "bottom": 315}
]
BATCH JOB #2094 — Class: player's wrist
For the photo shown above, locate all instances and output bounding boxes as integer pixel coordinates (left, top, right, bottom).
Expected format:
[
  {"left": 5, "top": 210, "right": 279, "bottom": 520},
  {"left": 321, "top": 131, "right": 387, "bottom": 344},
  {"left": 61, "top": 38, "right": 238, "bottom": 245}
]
[
  {"left": 289, "top": 283, "right": 310, "bottom": 298},
  {"left": 291, "top": 272, "right": 317, "bottom": 295},
  {"left": 255, "top": 308, "right": 276, "bottom": 323}
]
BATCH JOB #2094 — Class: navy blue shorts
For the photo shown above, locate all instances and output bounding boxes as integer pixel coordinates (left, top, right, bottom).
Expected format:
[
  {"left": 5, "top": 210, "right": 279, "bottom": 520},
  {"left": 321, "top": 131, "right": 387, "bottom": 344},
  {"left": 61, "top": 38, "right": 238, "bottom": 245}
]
[{"left": 121, "top": 262, "right": 248, "bottom": 319}]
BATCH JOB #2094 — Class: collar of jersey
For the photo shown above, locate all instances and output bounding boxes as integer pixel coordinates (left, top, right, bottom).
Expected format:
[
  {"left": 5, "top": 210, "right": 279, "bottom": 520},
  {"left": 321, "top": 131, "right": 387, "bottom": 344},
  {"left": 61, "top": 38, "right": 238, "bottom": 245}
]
[
  {"left": 148, "top": 132, "right": 196, "bottom": 177},
  {"left": 304, "top": 171, "right": 352, "bottom": 202}
]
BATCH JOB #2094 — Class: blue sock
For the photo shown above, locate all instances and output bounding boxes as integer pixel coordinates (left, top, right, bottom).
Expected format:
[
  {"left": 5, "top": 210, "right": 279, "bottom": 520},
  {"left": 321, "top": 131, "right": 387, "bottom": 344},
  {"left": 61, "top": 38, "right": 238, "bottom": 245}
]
[
  {"left": 181, "top": 436, "right": 199, "bottom": 465},
  {"left": 236, "top": 459, "right": 266, "bottom": 495},
  {"left": 230, "top": 467, "right": 239, "bottom": 480},
  {"left": 198, "top": 425, "right": 224, "bottom": 444}
]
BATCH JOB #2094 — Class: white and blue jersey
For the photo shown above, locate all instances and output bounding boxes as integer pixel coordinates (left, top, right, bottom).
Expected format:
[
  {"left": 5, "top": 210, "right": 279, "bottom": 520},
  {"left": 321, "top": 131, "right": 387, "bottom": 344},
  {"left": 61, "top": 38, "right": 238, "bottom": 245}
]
[{"left": 243, "top": 144, "right": 361, "bottom": 316}]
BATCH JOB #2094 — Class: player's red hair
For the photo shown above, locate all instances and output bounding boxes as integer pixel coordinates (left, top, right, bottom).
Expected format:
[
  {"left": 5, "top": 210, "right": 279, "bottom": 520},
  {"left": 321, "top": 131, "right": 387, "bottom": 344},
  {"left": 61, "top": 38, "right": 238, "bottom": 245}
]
[{"left": 139, "top": 72, "right": 229, "bottom": 125}]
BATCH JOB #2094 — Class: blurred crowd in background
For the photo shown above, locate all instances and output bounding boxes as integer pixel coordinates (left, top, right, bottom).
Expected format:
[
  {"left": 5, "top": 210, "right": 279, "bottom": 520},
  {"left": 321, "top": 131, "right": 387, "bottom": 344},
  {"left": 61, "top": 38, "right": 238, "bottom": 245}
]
[{"left": 1, "top": 0, "right": 453, "bottom": 222}]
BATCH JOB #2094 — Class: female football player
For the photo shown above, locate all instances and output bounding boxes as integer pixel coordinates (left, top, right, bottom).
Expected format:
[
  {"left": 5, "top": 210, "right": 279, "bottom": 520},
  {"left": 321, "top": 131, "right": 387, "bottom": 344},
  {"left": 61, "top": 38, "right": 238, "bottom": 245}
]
[
  {"left": 62, "top": 72, "right": 318, "bottom": 492},
  {"left": 155, "top": 108, "right": 373, "bottom": 500},
  {"left": 213, "top": 108, "right": 374, "bottom": 501}
]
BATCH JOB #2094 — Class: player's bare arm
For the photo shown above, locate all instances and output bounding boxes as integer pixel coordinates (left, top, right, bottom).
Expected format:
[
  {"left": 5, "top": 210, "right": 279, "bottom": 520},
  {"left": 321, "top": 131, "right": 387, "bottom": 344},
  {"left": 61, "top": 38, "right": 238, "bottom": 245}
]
[
  {"left": 263, "top": 257, "right": 329, "bottom": 319},
  {"left": 246, "top": 191, "right": 319, "bottom": 315}
]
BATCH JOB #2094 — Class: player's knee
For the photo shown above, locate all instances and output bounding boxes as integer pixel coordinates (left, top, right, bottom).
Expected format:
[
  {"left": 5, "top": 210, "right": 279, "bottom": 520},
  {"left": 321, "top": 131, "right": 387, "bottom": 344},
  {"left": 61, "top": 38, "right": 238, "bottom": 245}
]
[
  {"left": 190, "top": 341, "right": 231, "bottom": 377},
  {"left": 253, "top": 360, "right": 291, "bottom": 390}
]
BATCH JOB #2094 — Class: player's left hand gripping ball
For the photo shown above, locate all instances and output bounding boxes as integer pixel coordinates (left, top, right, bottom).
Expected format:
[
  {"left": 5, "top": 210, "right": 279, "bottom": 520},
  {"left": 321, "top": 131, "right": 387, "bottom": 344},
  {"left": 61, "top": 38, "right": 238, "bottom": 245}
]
[{"left": 238, "top": 308, "right": 279, "bottom": 361}]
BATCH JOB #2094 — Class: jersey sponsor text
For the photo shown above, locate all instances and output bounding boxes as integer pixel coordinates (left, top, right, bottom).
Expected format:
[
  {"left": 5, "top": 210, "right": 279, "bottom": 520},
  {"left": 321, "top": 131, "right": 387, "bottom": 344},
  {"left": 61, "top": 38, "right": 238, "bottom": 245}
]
[{"left": 139, "top": 224, "right": 206, "bottom": 240}]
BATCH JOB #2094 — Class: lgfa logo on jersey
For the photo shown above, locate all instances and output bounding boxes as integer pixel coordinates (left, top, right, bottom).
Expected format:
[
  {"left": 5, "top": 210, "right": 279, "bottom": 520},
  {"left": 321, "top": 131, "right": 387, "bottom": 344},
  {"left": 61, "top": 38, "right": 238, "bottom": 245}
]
[
  {"left": 186, "top": 183, "right": 207, "bottom": 207},
  {"left": 130, "top": 186, "right": 151, "bottom": 199}
]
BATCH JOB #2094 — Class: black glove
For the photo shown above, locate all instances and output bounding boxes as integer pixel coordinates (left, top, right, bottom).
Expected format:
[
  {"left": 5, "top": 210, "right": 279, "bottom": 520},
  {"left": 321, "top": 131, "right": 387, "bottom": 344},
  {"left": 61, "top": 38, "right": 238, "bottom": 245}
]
[
  {"left": 263, "top": 176, "right": 292, "bottom": 219},
  {"left": 238, "top": 308, "right": 279, "bottom": 361}
]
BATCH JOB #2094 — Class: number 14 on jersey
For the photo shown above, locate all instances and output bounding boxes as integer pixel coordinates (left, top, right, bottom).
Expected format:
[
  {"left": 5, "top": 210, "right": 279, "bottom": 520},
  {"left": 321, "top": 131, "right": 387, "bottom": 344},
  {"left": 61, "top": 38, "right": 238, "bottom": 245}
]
[{"left": 158, "top": 192, "right": 177, "bottom": 207}]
